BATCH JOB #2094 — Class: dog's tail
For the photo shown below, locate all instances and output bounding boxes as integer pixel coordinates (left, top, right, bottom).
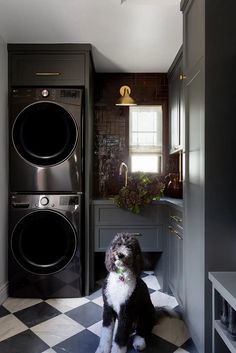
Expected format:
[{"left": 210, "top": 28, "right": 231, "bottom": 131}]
[{"left": 155, "top": 306, "right": 182, "bottom": 324}]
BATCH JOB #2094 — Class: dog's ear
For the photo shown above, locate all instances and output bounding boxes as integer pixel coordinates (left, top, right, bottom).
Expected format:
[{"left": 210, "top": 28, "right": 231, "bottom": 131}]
[{"left": 105, "top": 247, "right": 115, "bottom": 272}]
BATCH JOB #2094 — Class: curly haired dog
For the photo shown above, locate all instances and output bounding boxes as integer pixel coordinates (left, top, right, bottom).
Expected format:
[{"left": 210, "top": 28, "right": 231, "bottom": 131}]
[{"left": 95, "top": 233, "right": 156, "bottom": 353}]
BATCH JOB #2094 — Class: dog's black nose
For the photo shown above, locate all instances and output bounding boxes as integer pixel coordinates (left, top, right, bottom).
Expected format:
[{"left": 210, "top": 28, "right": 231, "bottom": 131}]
[{"left": 118, "top": 253, "right": 125, "bottom": 259}]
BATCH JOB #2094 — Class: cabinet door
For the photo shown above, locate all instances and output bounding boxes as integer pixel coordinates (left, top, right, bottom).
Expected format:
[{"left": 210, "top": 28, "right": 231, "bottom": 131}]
[
  {"left": 169, "top": 50, "right": 183, "bottom": 153},
  {"left": 10, "top": 53, "right": 85, "bottom": 86},
  {"left": 168, "top": 229, "right": 179, "bottom": 294}
]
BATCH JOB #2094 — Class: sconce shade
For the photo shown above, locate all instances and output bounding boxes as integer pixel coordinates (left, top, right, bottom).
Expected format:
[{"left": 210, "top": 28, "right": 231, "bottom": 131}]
[{"left": 116, "top": 85, "right": 137, "bottom": 106}]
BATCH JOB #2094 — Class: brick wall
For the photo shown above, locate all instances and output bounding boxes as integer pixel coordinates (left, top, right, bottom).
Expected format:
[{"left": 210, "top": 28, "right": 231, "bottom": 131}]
[{"left": 93, "top": 73, "right": 178, "bottom": 197}]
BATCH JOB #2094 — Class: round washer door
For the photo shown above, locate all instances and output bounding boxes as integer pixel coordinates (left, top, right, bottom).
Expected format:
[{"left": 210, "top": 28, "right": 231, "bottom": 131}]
[
  {"left": 12, "top": 101, "right": 78, "bottom": 166},
  {"left": 11, "top": 210, "right": 77, "bottom": 275}
]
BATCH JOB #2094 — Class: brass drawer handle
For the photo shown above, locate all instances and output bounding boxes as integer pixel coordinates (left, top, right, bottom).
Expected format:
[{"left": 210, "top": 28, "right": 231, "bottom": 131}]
[
  {"left": 131, "top": 232, "right": 142, "bottom": 237},
  {"left": 168, "top": 226, "right": 183, "bottom": 240},
  {"left": 179, "top": 74, "right": 187, "bottom": 80},
  {"left": 170, "top": 215, "right": 183, "bottom": 223},
  {"left": 35, "top": 72, "right": 61, "bottom": 76}
]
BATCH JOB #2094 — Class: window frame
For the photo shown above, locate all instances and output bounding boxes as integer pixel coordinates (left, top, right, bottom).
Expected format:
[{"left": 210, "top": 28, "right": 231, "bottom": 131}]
[{"left": 128, "top": 103, "right": 167, "bottom": 175}]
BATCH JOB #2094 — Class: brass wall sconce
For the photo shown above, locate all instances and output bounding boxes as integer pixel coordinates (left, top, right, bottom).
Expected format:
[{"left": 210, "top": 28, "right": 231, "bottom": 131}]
[{"left": 115, "top": 85, "right": 137, "bottom": 106}]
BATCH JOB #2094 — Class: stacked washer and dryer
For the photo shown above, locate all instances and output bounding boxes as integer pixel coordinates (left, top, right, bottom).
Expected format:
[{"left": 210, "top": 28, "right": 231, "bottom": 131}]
[{"left": 8, "top": 87, "right": 84, "bottom": 298}]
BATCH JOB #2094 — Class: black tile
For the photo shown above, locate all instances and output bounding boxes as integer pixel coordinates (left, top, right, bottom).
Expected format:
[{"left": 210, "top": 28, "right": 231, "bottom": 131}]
[
  {"left": 66, "top": 302, "right": 102, "bottom": 327},
  {"left": 0, "top": 305, "right": 10, "bottom": 318},
  {"left": 181, "top": 338, "right": 198, "bottom": 353},
  {"left": 14, "top": 302, "right": 61, "bottom": 328},
  {"left": 54, "top": 329, "right": 99, "bottom": 353},
  {"left": 0, "top": 329, "right": 49, "bottom": 353},
  {"left": 148, "top": 288, "right": 156, "bottom": 294},
  {"left": 141, "top": 273, "right": 149, "bottom": 278}
]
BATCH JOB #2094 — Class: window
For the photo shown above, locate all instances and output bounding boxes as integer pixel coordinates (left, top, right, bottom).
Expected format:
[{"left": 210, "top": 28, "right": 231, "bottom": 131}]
[{"left": 129, "top": 105, "right": 163, "bottom": 173}]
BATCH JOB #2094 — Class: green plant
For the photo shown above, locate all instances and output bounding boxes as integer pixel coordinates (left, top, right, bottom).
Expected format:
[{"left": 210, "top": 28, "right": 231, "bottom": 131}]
[{"left": 114, "top": 174, "right": 165, "bottom": 214}]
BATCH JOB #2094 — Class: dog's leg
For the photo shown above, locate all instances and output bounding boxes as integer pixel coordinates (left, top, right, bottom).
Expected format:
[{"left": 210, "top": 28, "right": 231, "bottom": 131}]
[
  {"left": 111, "top": 309, "right": 132, "bottom": 353},
  {"left": 96, "top": 304, "right": 116, "bottom": 353}
]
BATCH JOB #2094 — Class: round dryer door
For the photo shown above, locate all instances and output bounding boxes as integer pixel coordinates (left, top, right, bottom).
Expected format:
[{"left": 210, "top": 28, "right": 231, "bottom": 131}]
[
  {"left": 11, "top": 210, "right": 77, "bottom": 275},
  {"left": 12, "top": 101, "right": 78, "bottom": 166}
]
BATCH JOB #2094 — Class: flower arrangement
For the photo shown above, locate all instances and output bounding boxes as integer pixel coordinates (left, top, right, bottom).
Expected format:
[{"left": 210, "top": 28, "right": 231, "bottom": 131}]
[{"left": 114, "top": 173, "right": 165, "bottom": 214}]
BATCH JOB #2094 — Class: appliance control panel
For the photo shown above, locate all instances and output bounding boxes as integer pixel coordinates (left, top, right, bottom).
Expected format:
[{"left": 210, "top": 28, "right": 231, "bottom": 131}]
[{"left": 11, "top": 194, "right": 81, "bottom": 211}]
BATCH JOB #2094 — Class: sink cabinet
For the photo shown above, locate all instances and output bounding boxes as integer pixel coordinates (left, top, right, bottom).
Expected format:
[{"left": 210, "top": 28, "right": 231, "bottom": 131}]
[{"left": 92, "top": 200, "right": 165, "bottom": 252}]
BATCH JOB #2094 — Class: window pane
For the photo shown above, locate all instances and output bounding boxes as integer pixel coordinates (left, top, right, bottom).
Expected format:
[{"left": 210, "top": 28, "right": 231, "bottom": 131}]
[
  {"left": 131, "top": 155, "right": 160, "bottom": 173},
  {"left": 129, "top": 105, "right": 163, "bottom": 173}
]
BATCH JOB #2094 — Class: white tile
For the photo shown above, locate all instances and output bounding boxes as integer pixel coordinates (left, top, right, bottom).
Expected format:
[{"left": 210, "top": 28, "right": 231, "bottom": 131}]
[
  {"left": 142, "top": 275, "right": 161, "bottom": 291},
  {"left": 150, "top": 291, "right": 178, "bottom": 308},
  {"left": 152, "top": 317, "right": 190, "bottom": 347},
  {"left": 0, "top": 314, "right": 28, "bottom": 342},
  {"left": 173, "top": 349, "right": 189, "bottom": 353},
  {"left": 31, "top": 314, "right": 85, "bottom": 346},
  {"left": 3, "top": 297, "right": 43, "bottom": 313},
  {"left": 41, "top": 349, "right": 57, "bottom": 353},
  {"left": 87, "top": 320, "right": 103, "bottom": 337},
  {"left": 92, "top": 296, "right": 104, "bottom": 307},
  {"left": 46, "top": 297, "right": 89, "bottom": 313}
]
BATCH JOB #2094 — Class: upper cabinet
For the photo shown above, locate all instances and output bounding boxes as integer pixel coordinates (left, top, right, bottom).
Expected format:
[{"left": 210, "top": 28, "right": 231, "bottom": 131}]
[
  {"left": 168, "top": 47, "right": 184, "bottom": 154},
  {"left": 8, "top": 44, "right": 93, "bottom": 87}
]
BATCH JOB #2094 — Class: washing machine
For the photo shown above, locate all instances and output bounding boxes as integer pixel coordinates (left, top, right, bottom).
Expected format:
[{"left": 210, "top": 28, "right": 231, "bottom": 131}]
[
  {"left": 9, "top": 87, "right": 83, "bottom": 192},
  {"left": 8, "top": 193, "right": 83, "bottom": 298}
]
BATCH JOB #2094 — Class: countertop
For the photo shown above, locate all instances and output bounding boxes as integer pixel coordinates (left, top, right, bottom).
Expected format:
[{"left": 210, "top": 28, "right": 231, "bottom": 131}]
[{"left": 92, "top": 197, "right": 183, "bottom": 209}]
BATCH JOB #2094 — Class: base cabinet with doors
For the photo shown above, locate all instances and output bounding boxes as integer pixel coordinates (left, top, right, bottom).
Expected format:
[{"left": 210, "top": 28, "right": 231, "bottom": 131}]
[{"left": 167, "top": 205, "right": 184, "bottom": 307}]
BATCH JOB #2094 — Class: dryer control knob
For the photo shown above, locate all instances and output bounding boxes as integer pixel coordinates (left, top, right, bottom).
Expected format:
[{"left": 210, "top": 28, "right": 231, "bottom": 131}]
[
  {"left": 40, "top": 197, "right": 49, "bottom": 206},
  {"left": 41, "top": 89, "right": 49, "bottom": 97}
]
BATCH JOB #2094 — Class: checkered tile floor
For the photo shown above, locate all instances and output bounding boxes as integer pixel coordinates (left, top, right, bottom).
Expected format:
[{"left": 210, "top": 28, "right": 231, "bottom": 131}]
[{"left": 0, "top": 272, "right": 198, "bottom": 353}]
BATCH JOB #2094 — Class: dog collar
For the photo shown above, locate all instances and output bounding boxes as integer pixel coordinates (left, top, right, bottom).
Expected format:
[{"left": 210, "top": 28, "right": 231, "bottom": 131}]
[{"left": 115, "top": 268, "right": 127, "bottom": 282}]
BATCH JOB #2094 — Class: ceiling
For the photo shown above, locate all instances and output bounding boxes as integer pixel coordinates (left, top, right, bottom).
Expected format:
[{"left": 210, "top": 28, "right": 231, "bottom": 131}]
[{"left": 0, "top": 0, "right": 182, "bottom": 73}]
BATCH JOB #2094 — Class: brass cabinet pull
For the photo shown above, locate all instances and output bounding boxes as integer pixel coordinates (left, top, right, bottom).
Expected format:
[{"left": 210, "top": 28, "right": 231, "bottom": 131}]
[
  {"left": 35, "top": 72, "right": 61, "bottom": 76},
  {"left": 168, "top": 226, "right": 183, "bottom": 240},
  {"left": 131, "top": 232, "right": 142, "bottom": 237},
  {"left": 170, "top": 215, "right": 183, "bottom": 223},
  {"left": 179, "top": 74, "right": 187, "bottom": 80}
]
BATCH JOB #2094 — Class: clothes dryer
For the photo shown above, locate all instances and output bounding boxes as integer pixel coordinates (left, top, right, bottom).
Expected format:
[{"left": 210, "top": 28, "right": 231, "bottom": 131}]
[
  {"left": 9, "top": 88, "right": 83, "bottom": 192},
  {"left": 8, "top": 193, "right": 83, "bottom": 298}
]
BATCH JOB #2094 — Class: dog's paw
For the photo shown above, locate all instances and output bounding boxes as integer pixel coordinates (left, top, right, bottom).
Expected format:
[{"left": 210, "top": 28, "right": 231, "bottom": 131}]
[{"left": 132, "top": 335, "right": 146, "bottom": 351}]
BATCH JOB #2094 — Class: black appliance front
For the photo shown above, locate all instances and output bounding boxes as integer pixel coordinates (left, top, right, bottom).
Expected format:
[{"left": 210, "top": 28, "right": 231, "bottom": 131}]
[
  {"left": 9, "top": 194, "right": 83, "bottom": 298},
  {"left": 9, "top": 88, "right": 83, "bottom": 192}
]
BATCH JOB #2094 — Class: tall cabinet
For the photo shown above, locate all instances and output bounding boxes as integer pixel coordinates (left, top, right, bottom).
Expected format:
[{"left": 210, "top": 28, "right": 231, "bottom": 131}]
[
  {"left": 8, "top": 44, "right": 95, "bottom": 295},
  {"left": 181, "top": 0, "right": 236, "bottom": 352}
]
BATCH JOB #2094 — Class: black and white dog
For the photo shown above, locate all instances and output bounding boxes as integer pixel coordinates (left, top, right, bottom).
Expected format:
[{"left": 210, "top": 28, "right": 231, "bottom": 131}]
[{"left": 95, "top": 233, "right": 156, "bottom": 353}]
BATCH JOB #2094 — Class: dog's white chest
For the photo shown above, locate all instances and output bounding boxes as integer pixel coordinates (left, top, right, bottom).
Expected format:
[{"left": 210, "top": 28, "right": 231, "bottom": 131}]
[{"left": 106, "top": 272, "right": 136, "bottom": 314}]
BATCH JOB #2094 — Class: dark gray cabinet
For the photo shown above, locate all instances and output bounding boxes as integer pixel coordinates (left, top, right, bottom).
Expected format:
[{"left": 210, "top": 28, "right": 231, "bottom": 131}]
[
  {"left": 168, "top": 47, "right": 184, "bottom": 154},
  {"left": 167, "top": 206, "right": 184, "bottom": 307},
  {"left": 10, "top": 53, "right": 85, "bottom": 86},
  {"left": 93, "top": 200, "right": 165, "bottom": 252},
  {"left": 181, "top": 0, "right": 236, "bottom": 352},
  {"left": 8, "top": 43, "right": 95, "bottom": 295},
  {"left": 8, "top": 44, "right": 92, "bottom": 86}
]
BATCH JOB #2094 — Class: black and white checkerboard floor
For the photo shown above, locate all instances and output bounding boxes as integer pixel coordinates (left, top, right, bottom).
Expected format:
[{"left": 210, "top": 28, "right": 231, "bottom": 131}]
[{"left": 0, "top": 272, "right": 197, "bottom": 353}]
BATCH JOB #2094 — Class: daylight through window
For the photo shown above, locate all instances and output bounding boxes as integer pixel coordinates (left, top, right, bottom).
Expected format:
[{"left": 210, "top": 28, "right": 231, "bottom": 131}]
[{"left": 129, "top": 106, "right": 163, "bottom": 173}]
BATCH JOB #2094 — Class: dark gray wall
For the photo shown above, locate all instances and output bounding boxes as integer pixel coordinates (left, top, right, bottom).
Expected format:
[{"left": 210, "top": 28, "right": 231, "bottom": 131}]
[{"left": 0, "top": 36, "right": 8, "bottom": 304}]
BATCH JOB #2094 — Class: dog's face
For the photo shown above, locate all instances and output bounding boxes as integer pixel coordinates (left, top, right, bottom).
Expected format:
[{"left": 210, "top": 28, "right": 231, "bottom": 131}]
[{"left": 105, "top": 233, "right": 143, "bottom": 276}]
